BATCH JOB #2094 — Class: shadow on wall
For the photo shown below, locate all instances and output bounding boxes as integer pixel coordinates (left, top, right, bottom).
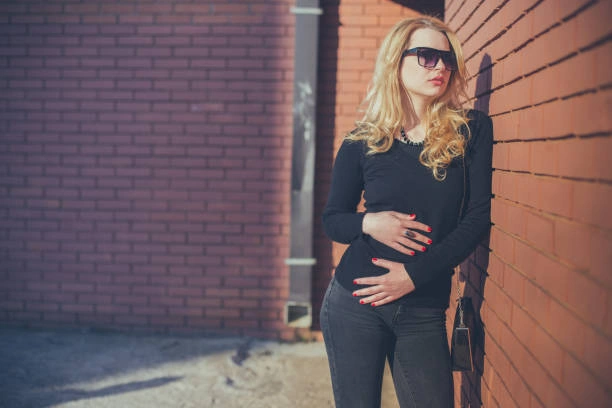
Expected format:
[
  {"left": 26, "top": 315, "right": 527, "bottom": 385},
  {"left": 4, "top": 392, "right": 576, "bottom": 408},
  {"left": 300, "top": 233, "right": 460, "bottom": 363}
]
[
  {"left": 311, "top": 2, "right": 340, "bottom": 331},
  {"left": 474, "top": 54, "right": 493, "bottom": 115},
  {"left": 391, "top": 0, "right": 445, "bottom": 19},
  {"left": 459, "top": 52, "right": 493, "bottom": 407}
]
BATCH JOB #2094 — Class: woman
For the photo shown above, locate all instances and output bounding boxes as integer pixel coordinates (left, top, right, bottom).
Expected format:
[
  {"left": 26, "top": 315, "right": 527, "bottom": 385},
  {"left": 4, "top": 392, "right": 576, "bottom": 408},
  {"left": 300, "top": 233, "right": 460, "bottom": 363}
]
[{"left": 320, "top": 16, "right": 493, "bottom": 408}]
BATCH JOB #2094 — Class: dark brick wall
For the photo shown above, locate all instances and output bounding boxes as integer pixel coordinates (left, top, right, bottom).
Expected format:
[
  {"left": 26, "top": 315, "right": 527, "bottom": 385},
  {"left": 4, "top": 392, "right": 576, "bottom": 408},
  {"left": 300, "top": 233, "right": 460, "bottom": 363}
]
[{"left": 0, "top": 0, "right": 296, "bottom": 340}]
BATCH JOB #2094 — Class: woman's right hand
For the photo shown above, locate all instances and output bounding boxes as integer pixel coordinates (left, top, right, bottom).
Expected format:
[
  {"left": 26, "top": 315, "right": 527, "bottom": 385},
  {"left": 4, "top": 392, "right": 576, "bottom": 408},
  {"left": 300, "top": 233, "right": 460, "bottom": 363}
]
[{"left": 362, "top": 211, "right": 432, "bottom": 255}]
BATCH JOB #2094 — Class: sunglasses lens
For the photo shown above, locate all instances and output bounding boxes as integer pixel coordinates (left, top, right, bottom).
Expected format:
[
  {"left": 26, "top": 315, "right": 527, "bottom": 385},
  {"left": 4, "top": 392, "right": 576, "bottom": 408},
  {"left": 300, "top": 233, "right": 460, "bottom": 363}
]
[
  {"left": 442, "top": 54, "right": 457, "bottom": 71},
  {"left": 418, "top": 49, "right": 439, "bottom": 68},
  {"left": 416, "top": 48, "right": 457, "bottom": 70}
]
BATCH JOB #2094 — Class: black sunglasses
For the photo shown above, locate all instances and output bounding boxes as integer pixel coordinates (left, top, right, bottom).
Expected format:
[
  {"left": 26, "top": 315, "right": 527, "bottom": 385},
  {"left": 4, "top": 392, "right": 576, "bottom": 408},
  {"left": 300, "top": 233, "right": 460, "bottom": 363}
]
[{"left": 402, "top": 47, "right": 457, "bottom": 71}]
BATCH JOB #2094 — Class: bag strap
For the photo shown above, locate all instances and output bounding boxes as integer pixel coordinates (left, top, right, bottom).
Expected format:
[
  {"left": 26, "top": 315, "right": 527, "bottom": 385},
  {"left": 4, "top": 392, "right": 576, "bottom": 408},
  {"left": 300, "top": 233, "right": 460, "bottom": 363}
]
[{"left": 455, "top": 141, "right": 468, "bottom": 328}]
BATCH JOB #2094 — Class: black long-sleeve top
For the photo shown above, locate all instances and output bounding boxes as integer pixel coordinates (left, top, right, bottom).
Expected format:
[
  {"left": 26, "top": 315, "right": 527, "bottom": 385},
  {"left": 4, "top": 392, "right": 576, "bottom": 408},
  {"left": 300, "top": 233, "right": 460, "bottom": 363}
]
[{"left": 322, "top": 110, "right": 493, "bottom": 308}]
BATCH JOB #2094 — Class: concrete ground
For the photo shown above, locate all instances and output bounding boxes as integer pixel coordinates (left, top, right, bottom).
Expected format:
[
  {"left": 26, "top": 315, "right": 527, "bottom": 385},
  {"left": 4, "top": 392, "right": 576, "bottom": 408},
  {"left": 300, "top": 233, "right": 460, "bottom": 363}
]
[{"left": 0, "top": 328, "right": 400, "bottom": 408}]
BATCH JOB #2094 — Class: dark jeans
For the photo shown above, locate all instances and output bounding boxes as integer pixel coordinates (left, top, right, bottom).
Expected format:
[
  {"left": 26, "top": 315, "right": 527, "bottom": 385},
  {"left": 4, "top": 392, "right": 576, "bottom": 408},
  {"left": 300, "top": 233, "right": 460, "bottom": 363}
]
[{"left": 320, "top": 277, "right": 453, "bottom": 408}]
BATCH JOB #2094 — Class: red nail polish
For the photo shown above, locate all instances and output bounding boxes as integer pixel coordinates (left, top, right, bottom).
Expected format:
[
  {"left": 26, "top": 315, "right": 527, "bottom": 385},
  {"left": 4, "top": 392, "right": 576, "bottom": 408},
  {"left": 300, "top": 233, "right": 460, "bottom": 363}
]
[
  {"left": 359, "top": 300, "right": 365, "bottom": 304},
  {"left": 427, "top": 239, "right": 432, "bottom": 244},
  {"left": 421, "top": 246, "right": 426, "bottom": 252},
  {"left": 371, "top": 303, "right": 376, "bottom": 307},
  {"left": 410, "top": 251, "right": 415, "bottom": 256},
  {"left": 427, "top": 227, "right": 432, "bottom": 232},
  {"left": 372, "top": 258, "right": 378, "bottom": 262},
  {"left": 353, "top": 279, "right": 358, "bottom": 284},
  {"left": 409, "top": 214, "right": 415, "bottom": 218},
  {"left": 353, "top": 293, "right": 358, "bottom": 297}
]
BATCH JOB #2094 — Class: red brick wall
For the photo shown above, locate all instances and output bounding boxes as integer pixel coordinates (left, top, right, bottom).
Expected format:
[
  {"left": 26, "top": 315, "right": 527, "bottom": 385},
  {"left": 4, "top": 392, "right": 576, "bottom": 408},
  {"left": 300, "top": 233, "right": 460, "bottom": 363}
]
[
  {"left": 446, "top": 0, "right": 611, "bottom": 406},
  {"left": 0, "top": 1, "right": 296, "bottom": 340}
]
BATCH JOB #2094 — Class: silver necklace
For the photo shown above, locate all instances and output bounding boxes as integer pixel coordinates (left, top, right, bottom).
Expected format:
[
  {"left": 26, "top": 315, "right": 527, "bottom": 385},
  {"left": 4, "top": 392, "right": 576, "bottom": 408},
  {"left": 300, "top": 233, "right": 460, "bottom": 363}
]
[{"left": 399, "top": 127, "right": 424, "bottom": 146}]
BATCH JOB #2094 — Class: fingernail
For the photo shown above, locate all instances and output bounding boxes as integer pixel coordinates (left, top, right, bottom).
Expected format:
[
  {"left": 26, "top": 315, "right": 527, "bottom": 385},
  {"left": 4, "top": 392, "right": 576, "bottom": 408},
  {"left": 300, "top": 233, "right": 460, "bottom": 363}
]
[
  {"left": 427, "top": 227, "right": 432, "bottom": 232},
  {"left": 353, "top": 279, "right": 358, "bottom": 284},
  {"left": 409, "top": 214, "right": 415, "bottom": 217},
  {"left": 359, "top": 300, "right": 365, "bottom": 304},
  {"left": 410, "top": 251, "right": 415, "bottom": 256},
  {"left": 371, "top": 303, "right": 376, "bottom": 307},
  {"left": 421, "top": 246, "right": 426, "bottom": 252},
  {"left": 372, "top": 258, "right": 378, "bottom": 262},
  {"left": 427, "top": 239, "right": 432, "bottom": 244},
  {"left": 352, "top": 292, "right": 357, "bottom": 297}
]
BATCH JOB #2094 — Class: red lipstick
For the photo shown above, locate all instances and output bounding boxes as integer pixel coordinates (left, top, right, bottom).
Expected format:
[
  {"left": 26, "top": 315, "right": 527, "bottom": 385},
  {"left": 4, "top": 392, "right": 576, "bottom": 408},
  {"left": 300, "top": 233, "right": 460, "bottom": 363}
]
[{"left": 429, "top": 76, "right": 445, "bottom": 86}]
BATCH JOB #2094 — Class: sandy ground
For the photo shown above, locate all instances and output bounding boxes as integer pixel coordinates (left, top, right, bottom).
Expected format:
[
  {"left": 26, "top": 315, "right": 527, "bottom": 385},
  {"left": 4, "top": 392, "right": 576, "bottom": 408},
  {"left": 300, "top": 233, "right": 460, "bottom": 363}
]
[{"left": 0, "top": 328, "right": 400, "bottom": 408}]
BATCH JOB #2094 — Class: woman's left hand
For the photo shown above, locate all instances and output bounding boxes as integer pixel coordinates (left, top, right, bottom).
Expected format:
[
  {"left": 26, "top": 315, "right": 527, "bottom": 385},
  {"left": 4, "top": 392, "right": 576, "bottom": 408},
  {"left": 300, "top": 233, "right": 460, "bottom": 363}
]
[{"left": 352, "top": 258, "right": 416, "bottom": 306}]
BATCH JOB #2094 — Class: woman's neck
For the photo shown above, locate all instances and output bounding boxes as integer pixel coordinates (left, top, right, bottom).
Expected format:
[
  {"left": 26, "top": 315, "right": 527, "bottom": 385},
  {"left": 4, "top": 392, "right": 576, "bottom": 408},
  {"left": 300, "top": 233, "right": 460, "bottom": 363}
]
[
  {"left": 401, "top": 124, "right": 426, "bottom": 144},
  {"left": 412, "top": 96, "right": 429, "bottom": 122},
  {"left": 401, "top": 98, "right": 429, "bottom": 144},
  {"left": 404, "top": 94, "right": 430, "bottom": 128}
]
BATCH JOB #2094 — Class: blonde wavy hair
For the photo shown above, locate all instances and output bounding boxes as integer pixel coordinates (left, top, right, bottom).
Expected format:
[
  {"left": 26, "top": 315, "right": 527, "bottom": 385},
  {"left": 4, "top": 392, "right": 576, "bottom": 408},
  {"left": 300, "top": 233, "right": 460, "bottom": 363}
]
[{"left": 346, "top": 16, "right": 471, "bottom": 181}]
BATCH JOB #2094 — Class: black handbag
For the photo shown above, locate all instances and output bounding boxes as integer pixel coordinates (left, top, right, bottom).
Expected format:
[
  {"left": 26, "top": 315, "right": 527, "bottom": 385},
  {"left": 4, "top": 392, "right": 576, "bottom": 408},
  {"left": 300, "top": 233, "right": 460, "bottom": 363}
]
[
  {"left": 450, "top": 280, "right": 474, "bottom": 372},
  {"left": 450, "top": 146, "right": 474, "bottom": 372}
]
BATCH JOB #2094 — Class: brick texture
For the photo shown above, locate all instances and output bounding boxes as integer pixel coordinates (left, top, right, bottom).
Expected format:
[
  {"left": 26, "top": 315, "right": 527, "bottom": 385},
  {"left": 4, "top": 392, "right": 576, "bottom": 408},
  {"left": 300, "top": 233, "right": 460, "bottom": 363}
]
[
  {"left": 0, "top": 0, "right": 296, "bottom": 340},
  {"left": 447, "top": 0, "right": 612, "bottom": 406}
]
